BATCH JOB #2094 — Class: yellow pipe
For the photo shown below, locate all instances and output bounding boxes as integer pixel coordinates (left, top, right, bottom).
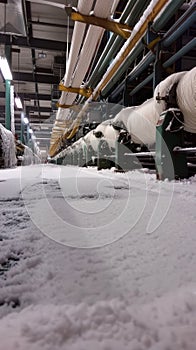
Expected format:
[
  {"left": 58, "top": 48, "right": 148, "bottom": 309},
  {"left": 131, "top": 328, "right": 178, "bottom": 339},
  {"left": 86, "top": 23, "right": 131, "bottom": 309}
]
[{"left": 56, "top": 102, "right": 81, "bottom": 111}]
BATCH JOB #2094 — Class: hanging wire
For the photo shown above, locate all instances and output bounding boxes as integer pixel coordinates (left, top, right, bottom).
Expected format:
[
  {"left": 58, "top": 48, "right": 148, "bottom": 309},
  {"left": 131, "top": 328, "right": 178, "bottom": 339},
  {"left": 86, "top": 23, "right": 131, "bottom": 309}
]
[
  {"left": 17, "top": 51, "right": 20, "bottom": 96},
  {"left": 4, "top": 2, "right": 6, "bottom": 33},
  {"left": 66, "top": 14, "right": 70, "bottom": 67}
]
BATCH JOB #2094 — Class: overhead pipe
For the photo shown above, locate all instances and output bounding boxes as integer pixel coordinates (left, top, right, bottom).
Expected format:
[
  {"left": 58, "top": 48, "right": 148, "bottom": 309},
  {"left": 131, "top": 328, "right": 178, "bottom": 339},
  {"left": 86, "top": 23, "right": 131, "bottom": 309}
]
[
  {"left": 128, "top": 74, "right": 153, "bottom": 98},
  {"left": 125, "top": 38, "right": 196, "bottom": 100},
  {"left": 88, "top": 0, "right": 152, "bottom": 89},
  {"left": 163, "top": 37, "right": 196, "bottom": 68},
  {"left": 163, "top": 2, "right": 196, "bottom": 48},
  {"left": 50, "top": 0, "right": 119, "bottom": 154},
  {"left": 109, "top": 51, "right": 155, "bottom": 102},
  {"left": 106, "top": 0, "right": 194, "bottom": 100},
  {"left": 91, "top": 0, "right": 174, "bottom": 101},
  {"left": 87, "top": 0, "right": 138, "bottom": 87},
  {"left": 50, "top": 0, "right": 184, "bottom": 156},
  {"left": 101, "top": 0, "right": 185, "bottom": 97}
]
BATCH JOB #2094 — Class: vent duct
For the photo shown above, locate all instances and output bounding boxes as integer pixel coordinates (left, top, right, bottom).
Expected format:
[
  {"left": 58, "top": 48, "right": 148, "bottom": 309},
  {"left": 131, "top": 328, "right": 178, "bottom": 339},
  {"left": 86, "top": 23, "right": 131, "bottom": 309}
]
[{"left": 0, "top": 0, "right": 26, "bottom": 36}]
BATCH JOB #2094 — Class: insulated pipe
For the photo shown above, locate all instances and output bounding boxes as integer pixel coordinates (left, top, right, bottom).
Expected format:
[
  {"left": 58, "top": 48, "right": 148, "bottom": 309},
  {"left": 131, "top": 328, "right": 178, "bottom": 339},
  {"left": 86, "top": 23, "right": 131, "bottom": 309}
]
[
  {"left": 126, "top": 39, "right": 196, "bottom": 99},
  {"left": 87, "top": 0, "right": 140, "bottom": 87},
  {"left": 109, "top": 52, "right": 155, "bottom": 102},
  {"left": 91, "top": 0, "right": 171, "bottom": 101},
  {"left": 129, "top": 74, "right": 153, "bottom": 97},
  {"left": 107, "top": 2, "right": 195, "bottom": 101},
  {"left": 63, "top": 0, "right": 94, "bottom": 87},
  {"left": 163, "top": 37, "right": 196, "bottom": 68},
  {"left": 51, "top": 0, "right": 119, "bottom": 152},
  {"left": 59, "top": 0, "right": 117, "bottom": 107},
  {"left": 50, "top": 0, "right": 184, "bottom": 156},
  {"left": 101, "top": 0, "right": 185, "bottom": 97},
  {"left": 163, "top": 2, "right": 196, "bottom": 47},
  {"left": 88, "top": 0, "right": 152, "bottom": 89}
]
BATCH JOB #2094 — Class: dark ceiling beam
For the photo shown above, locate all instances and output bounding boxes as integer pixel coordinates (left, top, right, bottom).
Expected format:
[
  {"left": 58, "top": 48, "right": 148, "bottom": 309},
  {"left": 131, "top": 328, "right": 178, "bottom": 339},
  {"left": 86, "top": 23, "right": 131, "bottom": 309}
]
[
  {"left": 29, "top": 116, "right": 51, "bottom": 122},
  {"left": 13, "top": 72, "right": 59, "bottom": 84},
  {"left": 0, "top": 105, "right": 52, "bottom": 113},
  {"left": 0, "top": 91, "right": 51, "bottom": 100},
  {"left": 0, "top": 33, "right": 67, "bottom": 51},
  {"left": 26, "top": 106, "right": 52, "bottom": 113},
  {"left": 22, "top": 93, "right": 51, "bottom": 101},
  {"left": 25, "top": 1, "right": 41, "bottom": 116},
  {"left": 35, "top": 67, "right": 53, "bottom": 74},
  {"left": 29, "top": 20, "right": 74, "bottom": 30}
]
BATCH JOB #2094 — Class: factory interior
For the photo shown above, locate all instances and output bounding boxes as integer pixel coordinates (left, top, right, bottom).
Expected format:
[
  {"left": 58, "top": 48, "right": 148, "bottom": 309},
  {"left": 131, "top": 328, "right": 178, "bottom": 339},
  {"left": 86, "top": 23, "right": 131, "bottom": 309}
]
[
  {"left": 0, "top": 1, "right": 196, "bottom": 349},
  {"left": 0, "top": 0, "right": 195, "bottom": 178}
]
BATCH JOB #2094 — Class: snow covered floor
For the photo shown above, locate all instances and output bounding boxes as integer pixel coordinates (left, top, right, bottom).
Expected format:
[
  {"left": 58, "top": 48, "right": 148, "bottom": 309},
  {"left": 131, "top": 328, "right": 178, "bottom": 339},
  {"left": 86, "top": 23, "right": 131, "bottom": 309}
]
[{"left": 0, "top": 164, "right": 196, "bottom": 350}]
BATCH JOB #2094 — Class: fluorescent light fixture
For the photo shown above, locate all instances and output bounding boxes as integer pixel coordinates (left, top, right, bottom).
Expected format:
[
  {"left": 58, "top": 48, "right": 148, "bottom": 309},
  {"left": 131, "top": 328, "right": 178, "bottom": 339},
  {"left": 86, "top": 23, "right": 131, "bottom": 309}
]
[
  {"left": 23, "top": 117, "right": 29, "bottom": 125},
  {"left": 0, "top": 56, "right": 13, "bottom": 80},
  {"left": 29, "top": 128, "right": 33, "bottom": 134},
  {"left": 15, "top": 96, "right": 23, "bottom": 109},
  {"left": 38, "top": 51, "right": 47, "bottom": 59}
]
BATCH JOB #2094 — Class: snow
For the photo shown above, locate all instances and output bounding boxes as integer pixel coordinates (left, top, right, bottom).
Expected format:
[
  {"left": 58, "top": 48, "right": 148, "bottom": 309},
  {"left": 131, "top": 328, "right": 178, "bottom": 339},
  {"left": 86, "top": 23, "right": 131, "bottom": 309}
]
[{"left": 0, "top": 164, "right": 196, "bottom": 350}]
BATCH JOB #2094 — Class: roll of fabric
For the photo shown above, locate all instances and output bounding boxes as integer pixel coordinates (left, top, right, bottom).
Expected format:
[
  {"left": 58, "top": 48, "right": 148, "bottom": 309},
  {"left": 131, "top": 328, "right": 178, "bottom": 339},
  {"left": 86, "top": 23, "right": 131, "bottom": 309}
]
[{"left": 176, "top": 67, "right": 196, "bottom": 133}]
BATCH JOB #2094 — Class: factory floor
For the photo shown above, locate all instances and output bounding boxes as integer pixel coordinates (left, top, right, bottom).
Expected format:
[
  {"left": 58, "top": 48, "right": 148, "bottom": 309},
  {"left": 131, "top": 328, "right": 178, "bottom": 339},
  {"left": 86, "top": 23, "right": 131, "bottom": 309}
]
[{"left": 0, "top": 164, "right": 196, "bottom": 350}]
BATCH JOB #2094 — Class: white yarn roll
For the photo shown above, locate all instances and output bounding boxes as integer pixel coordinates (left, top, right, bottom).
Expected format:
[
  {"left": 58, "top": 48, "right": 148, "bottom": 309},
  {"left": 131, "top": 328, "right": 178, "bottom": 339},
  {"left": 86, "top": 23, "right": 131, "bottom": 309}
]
[
  {"left": 176, "top": 67, "right": 196, "bottom": 133},
  {"left": 113, "top": 99, "right": 157, "bottom": 145},
  {"left": 154, "top": 71, "right": 186, "bottom": 118}
]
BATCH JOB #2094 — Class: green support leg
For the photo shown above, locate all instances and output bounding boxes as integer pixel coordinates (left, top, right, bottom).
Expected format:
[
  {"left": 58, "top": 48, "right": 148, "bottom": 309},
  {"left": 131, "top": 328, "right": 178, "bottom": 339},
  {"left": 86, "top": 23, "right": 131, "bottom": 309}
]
[
  {"left": 156, "top": 110, "right": 188, "bottom": 180},
  {"left": 5, "top": 79, "right": 11, "bottom": 131}
]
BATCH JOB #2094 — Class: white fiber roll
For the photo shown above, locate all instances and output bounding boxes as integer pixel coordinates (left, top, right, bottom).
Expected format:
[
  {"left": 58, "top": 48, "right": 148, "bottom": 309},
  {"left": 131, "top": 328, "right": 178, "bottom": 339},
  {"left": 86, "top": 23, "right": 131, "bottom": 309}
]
[
  {"left": 126, "top": 99, "right": 157, "bottom": 145},
  {"left": 176, "top": 67, "right": 196, "bottom": 133},
  {"left": 113, "top": 98, "right": 157, "bottom": 145},
  {"left": 93, "top": 120, "right": 119, "bottom": 150},
  {"left": 154, "top": 71, "right": 186, "bottom": 118}
]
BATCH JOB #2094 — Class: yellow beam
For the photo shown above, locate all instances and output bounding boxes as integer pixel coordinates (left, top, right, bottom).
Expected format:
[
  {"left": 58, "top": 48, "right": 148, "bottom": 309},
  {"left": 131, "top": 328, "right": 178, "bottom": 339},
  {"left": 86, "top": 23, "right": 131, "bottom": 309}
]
[
  {"left": 56, "top": 103, "right": 81, "bottom": 111},
  {"left": 59, "top": 83, "right": 93, "bottom": 98},
  {"left": 71, "top": 12, "right": 132, "bottom": 40}
]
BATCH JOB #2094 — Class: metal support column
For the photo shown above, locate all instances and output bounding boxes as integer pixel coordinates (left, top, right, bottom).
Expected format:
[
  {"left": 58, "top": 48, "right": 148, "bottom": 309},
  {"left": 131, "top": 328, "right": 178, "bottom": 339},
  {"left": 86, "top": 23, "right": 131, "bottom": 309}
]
[
  {"left": 5, "top": 45, "right": 12, "bottom": 131},
  {"left": 5, "top": 79, "right": 11, "bottom": 130},
  {"left": 156, "top": 109, "right": 188, "bottom": 180},
  {"left": 20, "top": 112, "right": 25, "bottom": 143},
  {"left": 153, "top": 42, "right": 166, "bottom": 91}
]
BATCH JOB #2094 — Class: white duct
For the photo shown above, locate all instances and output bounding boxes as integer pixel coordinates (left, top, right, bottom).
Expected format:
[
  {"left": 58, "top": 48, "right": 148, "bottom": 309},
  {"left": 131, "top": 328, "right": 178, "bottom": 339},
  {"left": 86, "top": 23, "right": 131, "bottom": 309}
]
[
  {"left": 63, "top": 0, "right": 95, "bottom": 88},
  {"left": 59, "top": 0, "right": 117, "bottom": 107},
  {"left": 0, "top": 0, "right": 26, "bottom": 36}
]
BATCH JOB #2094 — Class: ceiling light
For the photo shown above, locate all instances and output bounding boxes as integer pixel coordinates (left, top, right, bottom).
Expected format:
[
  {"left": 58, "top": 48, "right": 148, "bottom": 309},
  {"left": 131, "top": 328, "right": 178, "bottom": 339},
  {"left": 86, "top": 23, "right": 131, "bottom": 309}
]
[
  {"left": 0, "top": 56, "right": 13, "bottom": 80},
  {"left": 23, "top": 117, "right": 29, "bottom": 125},
  {"left": 15, "top": 96, "right": 23, "bottom": 109},
  {"left": 38, "top": 51, "right": 47, "bottom": 59}
]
